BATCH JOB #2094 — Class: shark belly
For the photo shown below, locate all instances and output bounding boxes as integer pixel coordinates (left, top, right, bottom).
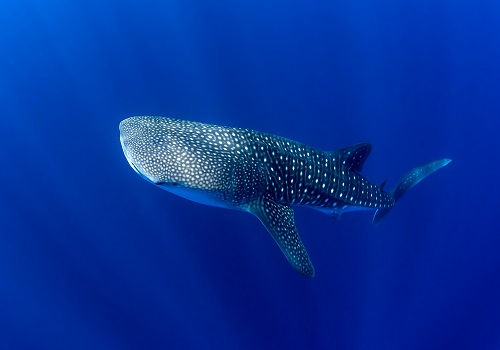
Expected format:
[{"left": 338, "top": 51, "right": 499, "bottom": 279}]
[
  {"left": 312, "top": 204, "right": 375, "bottom": 217},
  {"left": 157, "top": 182, "right": 239, "bottom": 210}
]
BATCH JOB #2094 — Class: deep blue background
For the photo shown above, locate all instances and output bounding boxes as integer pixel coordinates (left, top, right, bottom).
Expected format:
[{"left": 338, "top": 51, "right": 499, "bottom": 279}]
[{"left": 1, "top": 0, "right": 499, "bottom": 349}]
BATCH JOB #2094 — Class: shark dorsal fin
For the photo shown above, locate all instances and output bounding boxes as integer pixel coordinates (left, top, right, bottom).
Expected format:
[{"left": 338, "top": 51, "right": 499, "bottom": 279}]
[
  {"left": 380, "top": 179, "right": 387, "bottom": 190},
  {"left": 330, "top": 143, "right": 372, "bottom": 172}
]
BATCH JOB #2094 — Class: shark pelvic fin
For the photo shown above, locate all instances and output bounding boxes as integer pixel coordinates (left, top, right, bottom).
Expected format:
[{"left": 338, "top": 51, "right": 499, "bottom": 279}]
[
  {"left": 246, "top": 197, "right": 315, "bottom": 278},
  {"left": 373, "top": 158, "right": 452, "bottom": 224}
]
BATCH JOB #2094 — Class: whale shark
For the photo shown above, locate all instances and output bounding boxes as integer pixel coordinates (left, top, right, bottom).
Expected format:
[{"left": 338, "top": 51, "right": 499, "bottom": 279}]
[{"left": 120, "top": 116, "right": 451, "bottom": 277}]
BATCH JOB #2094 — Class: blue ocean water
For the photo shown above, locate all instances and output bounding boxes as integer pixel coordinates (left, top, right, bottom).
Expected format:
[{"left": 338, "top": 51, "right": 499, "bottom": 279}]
[{"left": 1, "top": 0, "right": 499, "bottom": 349}]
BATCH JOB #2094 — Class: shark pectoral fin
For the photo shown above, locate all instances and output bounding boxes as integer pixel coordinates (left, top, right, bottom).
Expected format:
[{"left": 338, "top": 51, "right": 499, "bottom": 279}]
[{"left": 246, "top": 198, "right": 315, "bottom": 278}]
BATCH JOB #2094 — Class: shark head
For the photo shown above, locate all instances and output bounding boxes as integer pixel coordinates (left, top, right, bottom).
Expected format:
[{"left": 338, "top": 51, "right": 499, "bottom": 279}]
[
  {"left": 120, "top": 116, "right": 212, "bottom": 187},
  {"left": 119, "top": 116, "right": 263, "bottom": 208}
]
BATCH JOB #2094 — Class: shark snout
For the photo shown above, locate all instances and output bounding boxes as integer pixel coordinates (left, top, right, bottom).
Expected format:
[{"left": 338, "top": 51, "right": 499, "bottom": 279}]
[
  {"left": 119, "top": 116, "right": 165, "bottom": 184},
  {"left": 120, "top": 118, "right": 146, "bottom": 176}
]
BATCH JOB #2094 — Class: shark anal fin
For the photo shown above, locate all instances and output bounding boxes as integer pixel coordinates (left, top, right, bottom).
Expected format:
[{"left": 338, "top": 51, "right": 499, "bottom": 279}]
[{"left": 247, "top": 197, "right": 315, "bottom": 278}]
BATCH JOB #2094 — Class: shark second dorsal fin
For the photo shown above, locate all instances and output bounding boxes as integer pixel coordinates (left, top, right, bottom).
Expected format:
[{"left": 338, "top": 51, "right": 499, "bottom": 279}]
[
  {"left": 330, "top": 143, "right": 372, "bottom": 172},
  {"left": 245, "top": 197, "right": 315, "bottom": 278}
]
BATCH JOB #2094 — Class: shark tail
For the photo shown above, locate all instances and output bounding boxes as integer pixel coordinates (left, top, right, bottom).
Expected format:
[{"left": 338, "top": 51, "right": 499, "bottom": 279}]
[{"left": 373, "top": 158, "right": 452, "bottom": 224}]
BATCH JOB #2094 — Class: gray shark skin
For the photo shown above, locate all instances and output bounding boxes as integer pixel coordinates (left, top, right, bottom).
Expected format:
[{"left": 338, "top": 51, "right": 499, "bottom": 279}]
[{"left": 120, "top": 116, "right": 451, "bottom": 277}]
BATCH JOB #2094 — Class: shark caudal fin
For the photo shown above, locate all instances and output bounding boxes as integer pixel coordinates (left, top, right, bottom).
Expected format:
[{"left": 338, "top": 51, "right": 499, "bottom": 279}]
[{"left": 373, "top": 159, "right": 452, "bottom": 224}]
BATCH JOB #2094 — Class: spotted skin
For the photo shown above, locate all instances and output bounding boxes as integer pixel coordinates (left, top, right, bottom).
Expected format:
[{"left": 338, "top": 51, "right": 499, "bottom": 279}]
[{"left": 120, "top": 116, "right": 451, "bottom": 277}]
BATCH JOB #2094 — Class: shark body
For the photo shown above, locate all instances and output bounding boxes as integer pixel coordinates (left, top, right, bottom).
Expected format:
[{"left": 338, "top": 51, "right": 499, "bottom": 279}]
[{"left": 120, "top": 116, "right": 451, "bottom": 277}]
